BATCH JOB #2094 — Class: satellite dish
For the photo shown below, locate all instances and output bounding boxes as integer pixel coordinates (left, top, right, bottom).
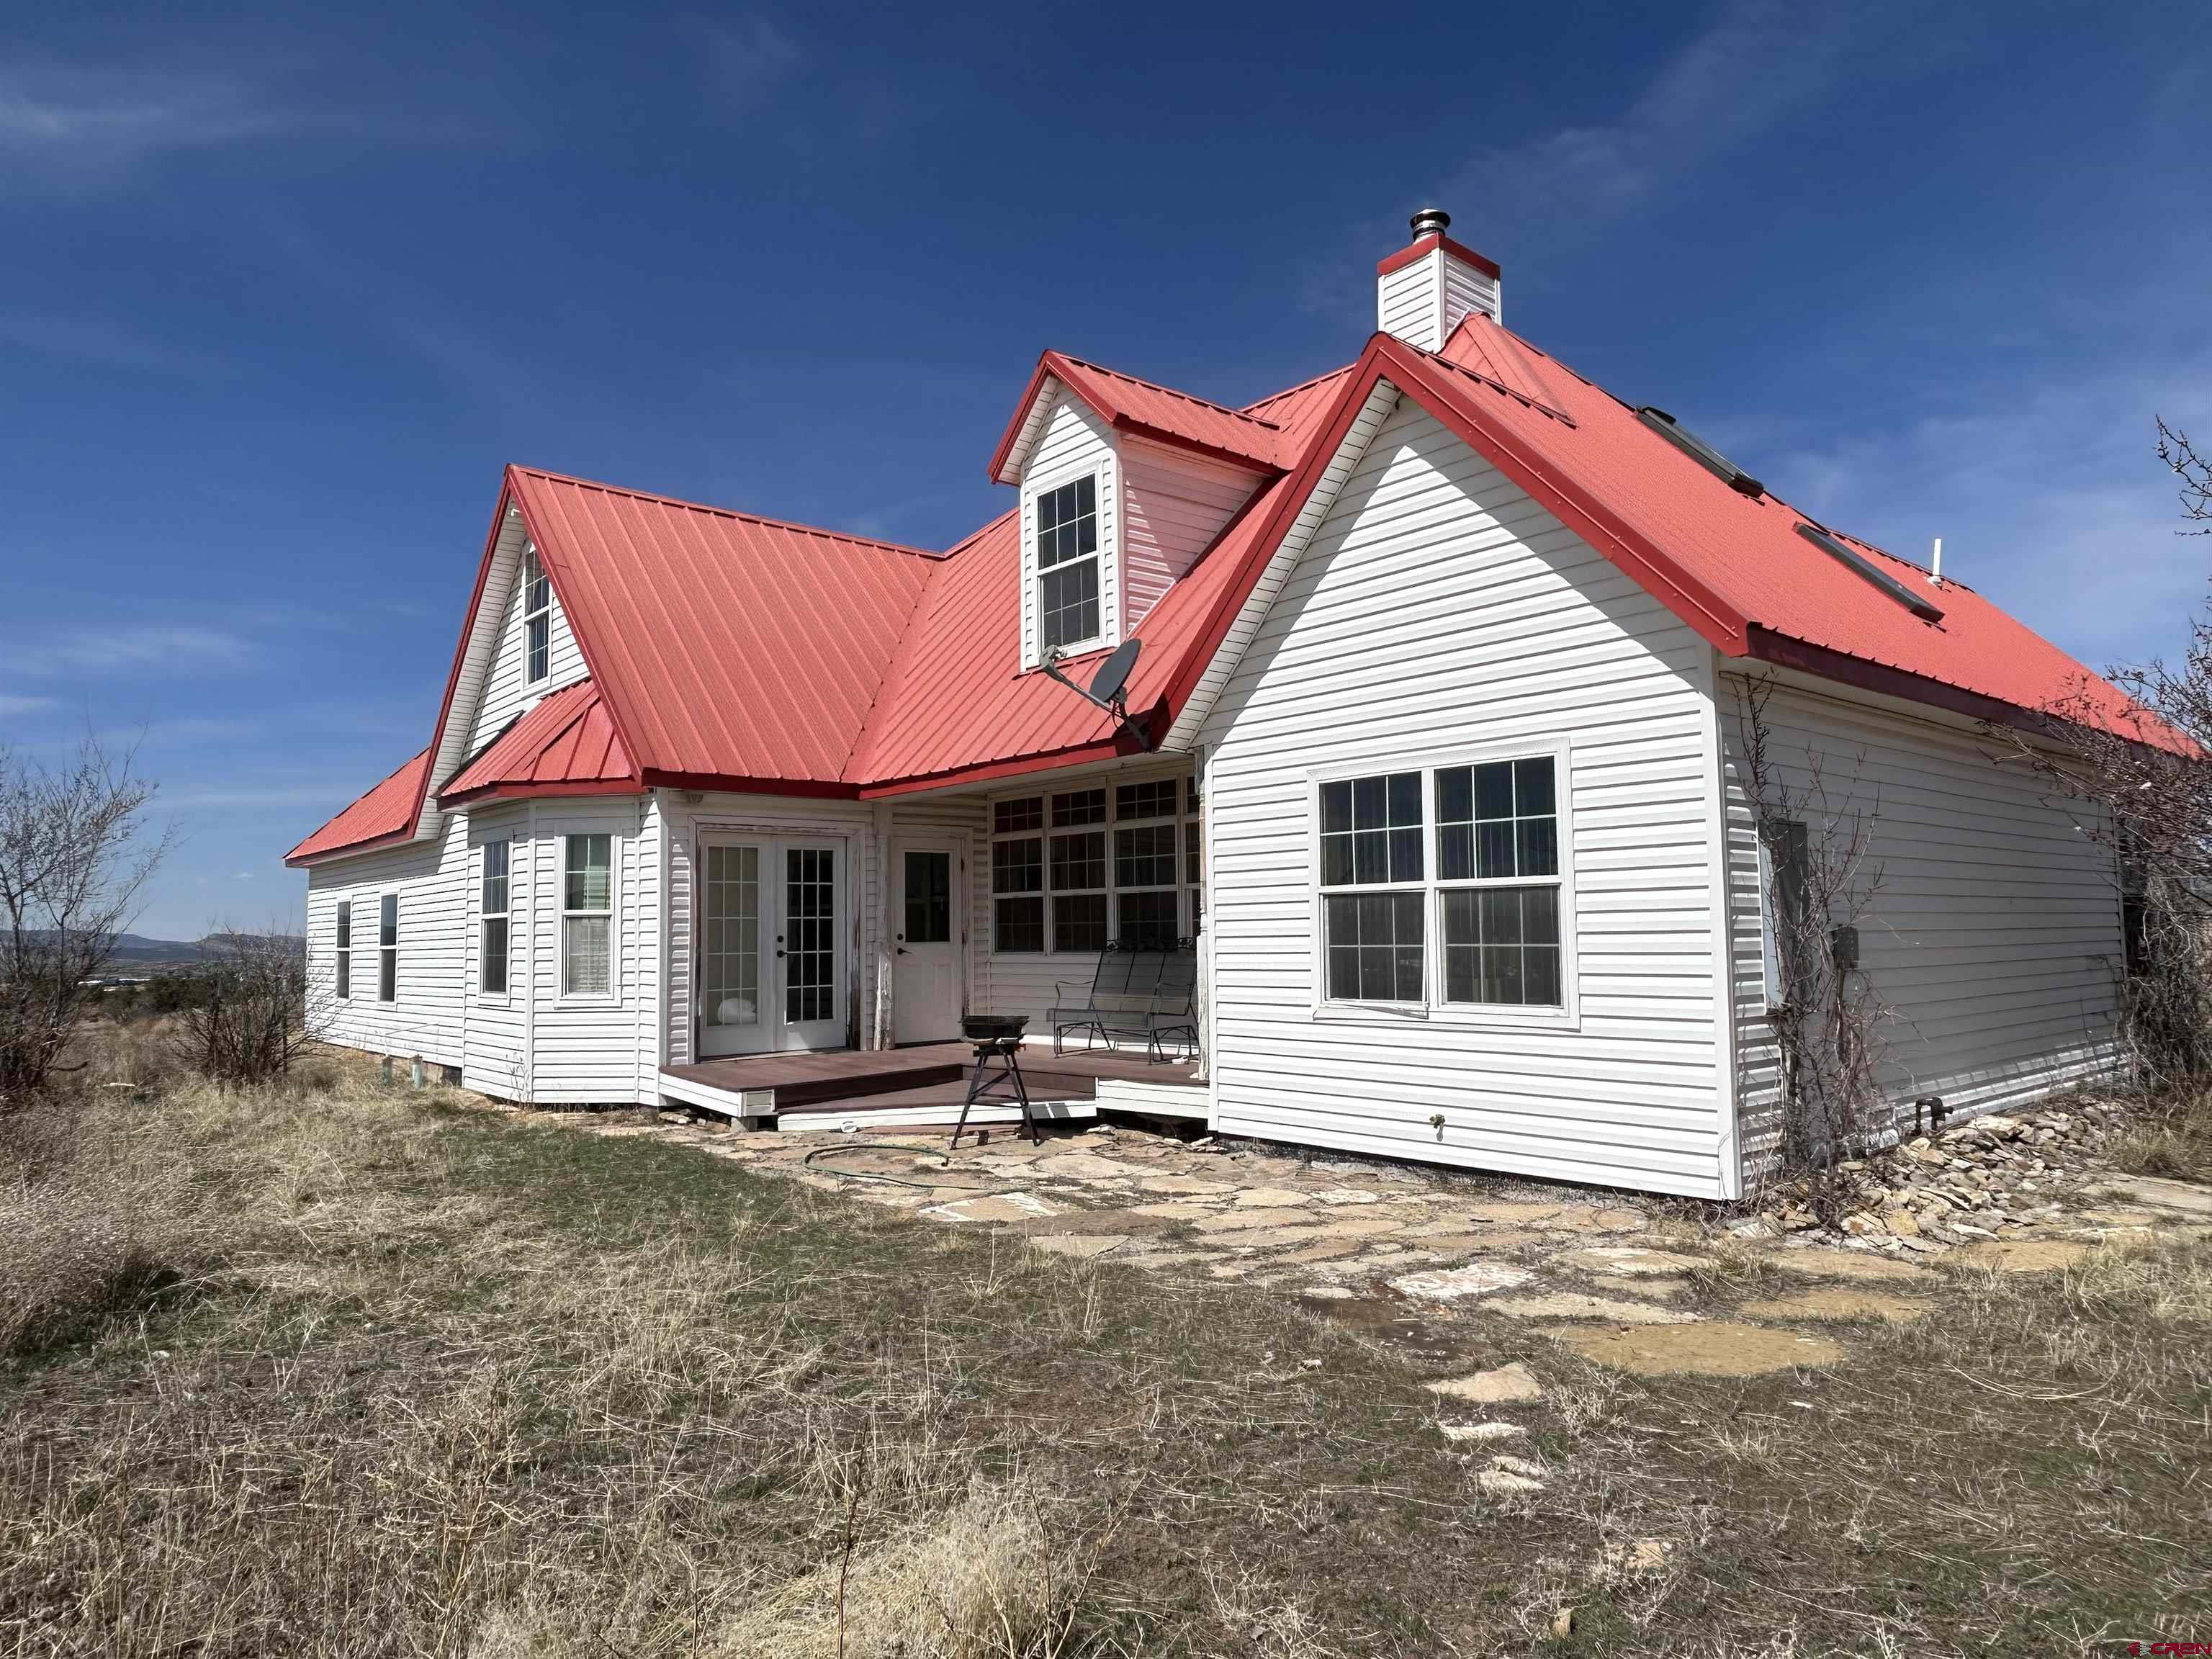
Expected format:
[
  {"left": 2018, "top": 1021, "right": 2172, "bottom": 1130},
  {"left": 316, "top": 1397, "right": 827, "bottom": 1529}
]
[
  {"left": 1088, "top": 639, "right": 1141, "bottom": 708},
  {"left": 1037, "top": 637, "right": 1154, "bottom": 751}
]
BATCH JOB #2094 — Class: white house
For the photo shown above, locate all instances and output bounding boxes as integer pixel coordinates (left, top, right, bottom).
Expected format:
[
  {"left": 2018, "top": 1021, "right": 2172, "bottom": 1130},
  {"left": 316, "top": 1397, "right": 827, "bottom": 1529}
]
[{"left": 288, "top": 209, "right": 2162, "bottom": 1200}]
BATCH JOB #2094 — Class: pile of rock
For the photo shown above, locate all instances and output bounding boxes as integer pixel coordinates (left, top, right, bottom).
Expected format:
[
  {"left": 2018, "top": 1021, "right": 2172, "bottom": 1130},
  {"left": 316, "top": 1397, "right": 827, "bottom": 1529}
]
[{"left": 1754, "top": 1098, "right": 2132, "bottom": 1251}]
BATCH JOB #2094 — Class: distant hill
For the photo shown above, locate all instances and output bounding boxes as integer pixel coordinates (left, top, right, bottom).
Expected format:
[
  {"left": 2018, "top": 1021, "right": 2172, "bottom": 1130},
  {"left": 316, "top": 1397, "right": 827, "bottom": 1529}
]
[{"left": 84, "top": 932, "right": 307, "bottom": 969}]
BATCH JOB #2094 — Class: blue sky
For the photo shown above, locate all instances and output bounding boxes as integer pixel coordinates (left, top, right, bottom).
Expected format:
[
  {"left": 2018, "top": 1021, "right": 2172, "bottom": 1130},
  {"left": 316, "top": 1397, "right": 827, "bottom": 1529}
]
[{"left": 5, "top": 1, "right": 2209, "bottom": 938}]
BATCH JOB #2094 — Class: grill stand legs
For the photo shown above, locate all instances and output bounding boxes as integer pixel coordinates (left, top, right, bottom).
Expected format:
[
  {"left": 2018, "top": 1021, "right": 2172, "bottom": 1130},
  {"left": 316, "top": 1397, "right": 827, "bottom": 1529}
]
[{"left": 950, "top": 1039, "right": 1039, "bottom": 1148}]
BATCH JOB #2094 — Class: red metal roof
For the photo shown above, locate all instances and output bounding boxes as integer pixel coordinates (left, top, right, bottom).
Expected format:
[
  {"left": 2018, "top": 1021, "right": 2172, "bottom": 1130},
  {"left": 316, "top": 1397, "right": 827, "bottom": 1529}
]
[
  {"left": 990, "top": 351, "right": 1292, "bottom": 481},
  {"left": 505, "top": 467, "right": 940, "bottom": 790},
  {"left": 1420, "top": 316, "right": 2164, "bottom": 743},
  {"left": 284, "top": 747, "right": 431, "bottom": 863},
  {"left": 439, "top": 678, "right": 639, "bottom": 804},
  {"left": 292, "top": 309, "right": 2179, "bottom": 863}
]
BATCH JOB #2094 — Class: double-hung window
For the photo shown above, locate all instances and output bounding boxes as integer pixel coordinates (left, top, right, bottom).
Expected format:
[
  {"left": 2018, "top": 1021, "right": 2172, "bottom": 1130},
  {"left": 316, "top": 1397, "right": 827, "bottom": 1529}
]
[
  {"left": 334, "top": 901, "right": 352, "bottom": 1000},
  {"left": 1048, "top": 789, "right": 1108, "bottom": 952},
  {"left": 1317, "top": 752, "right": 1568, "bottom": 1012},
  {"left": 377, "top": 894, "right": 398, "bottom": 1002},
  {"left": 521, "top": 547, "right": 552, "bottom": 684},
  {"left": 480, "top": 840, "right": 511, "bottom": 996},
  {"left": 1034, "top": 475, "right": 1100, "bottom": 653},
  {"left": 1113, "top": 781, "right": 1180, "bottom": 950},
  {"left": 562, "top": 833, "right": 613, "bottom": 997},
  {"left": 1434, "top": 759, "right": 1562, "bottom": 1008},
  {"left": 1319, "top": 772, "right": 1426, "bottom": 1002},
  {"left": 991, "top": 798, "right": 1046, "bottom": 953}
]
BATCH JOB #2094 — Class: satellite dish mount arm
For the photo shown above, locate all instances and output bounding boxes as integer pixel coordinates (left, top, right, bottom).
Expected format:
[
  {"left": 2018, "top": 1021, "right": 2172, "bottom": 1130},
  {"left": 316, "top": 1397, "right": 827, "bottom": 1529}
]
[{"left": 1040, "top": 640, "right": 1154, "bottom": 752}]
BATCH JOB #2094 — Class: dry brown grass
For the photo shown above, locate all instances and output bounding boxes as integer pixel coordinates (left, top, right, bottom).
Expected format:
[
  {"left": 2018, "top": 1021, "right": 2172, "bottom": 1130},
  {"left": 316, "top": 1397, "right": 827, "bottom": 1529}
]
[{"left": 0, "top": 1074, "right": 1516, "bottom": 1657}]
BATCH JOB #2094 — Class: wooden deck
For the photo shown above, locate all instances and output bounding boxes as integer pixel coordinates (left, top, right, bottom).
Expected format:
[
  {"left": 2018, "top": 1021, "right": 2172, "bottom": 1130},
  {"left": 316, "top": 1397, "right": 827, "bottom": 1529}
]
[{"left": 657, "top": 1042, "right": 1203, "bottom": 1126}]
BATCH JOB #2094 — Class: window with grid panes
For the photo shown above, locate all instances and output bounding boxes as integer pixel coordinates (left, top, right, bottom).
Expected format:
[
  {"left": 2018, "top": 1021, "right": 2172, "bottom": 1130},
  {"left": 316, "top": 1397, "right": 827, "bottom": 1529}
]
[
  {"left": 1318, "top": 773, "right": 1424, "bottom": 1002},
  {"left": 1434, "top": 757, "right": 1562, "bottom": 1007},
  {"left": 1033, "top": 475, "right": 1100, "bottom": 652}
]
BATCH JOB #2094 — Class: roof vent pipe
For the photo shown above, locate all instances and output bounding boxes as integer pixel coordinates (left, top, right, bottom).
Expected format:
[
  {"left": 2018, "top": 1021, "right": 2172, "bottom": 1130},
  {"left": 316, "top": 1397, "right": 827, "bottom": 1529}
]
[{"left": 1409, "top": 207, "right": 1452, "bottom": 238}]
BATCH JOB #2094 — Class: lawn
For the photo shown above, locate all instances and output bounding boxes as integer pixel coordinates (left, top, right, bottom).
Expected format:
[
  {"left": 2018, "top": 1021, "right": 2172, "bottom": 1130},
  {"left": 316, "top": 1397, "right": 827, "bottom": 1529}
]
[{"left": 4, "top": 1071, "right": 2208, "bottom": 1656}]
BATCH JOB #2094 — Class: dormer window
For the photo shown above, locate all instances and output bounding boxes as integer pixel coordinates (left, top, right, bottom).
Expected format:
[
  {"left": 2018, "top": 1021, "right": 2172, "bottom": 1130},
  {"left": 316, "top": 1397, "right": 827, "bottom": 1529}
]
[
  {"left": 1036, "top": 474, "right": 1100, "bottom": 654},
  {"left": 521, "top": 545, "right": 552, "bottom": 683}
]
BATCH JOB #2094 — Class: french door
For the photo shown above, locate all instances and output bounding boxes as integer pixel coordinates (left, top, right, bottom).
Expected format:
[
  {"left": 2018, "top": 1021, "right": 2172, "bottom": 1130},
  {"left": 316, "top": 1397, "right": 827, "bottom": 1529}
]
[{"left": 697, "top": 835, "right": 846, "bottom": 1056}]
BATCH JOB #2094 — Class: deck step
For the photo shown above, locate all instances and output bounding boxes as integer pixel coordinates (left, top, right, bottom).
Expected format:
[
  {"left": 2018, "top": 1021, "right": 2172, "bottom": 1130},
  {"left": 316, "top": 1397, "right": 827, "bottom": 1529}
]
[{"left": 770, "top": 1061, "right": 966, "bottom": 1108}]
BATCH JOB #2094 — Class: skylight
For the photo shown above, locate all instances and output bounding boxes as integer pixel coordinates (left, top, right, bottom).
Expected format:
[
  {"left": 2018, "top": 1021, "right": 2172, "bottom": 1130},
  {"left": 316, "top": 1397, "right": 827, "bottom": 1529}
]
[
  {"left": 1794, "top": 523, "right": 1946, "bottom": 624},
  {"left": 1635, "top": 407, "right": 1765, "bottom": 498}
]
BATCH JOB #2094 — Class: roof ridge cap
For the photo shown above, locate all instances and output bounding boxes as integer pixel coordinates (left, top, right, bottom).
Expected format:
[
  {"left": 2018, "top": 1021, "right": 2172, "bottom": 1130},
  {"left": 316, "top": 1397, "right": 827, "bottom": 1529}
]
[
  {"left": 508, "top": 466, "right": 947, "bottom": 560},
  {"left": 1050, "top": 352, "right": 1283, "bottom": 432}
]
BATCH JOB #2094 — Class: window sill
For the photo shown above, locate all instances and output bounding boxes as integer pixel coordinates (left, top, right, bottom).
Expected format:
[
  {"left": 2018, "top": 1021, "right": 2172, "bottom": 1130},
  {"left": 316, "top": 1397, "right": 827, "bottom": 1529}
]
[
  {"left": 1310, "top": 1001, "right": 1579, "bottom": 1034},
  {"left": 554, "top": 993, "right": 624, "bottom": 1010}
]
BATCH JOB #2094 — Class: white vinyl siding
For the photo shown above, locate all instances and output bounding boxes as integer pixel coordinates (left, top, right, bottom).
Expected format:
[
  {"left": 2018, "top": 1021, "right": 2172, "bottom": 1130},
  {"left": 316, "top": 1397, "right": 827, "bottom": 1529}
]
[
  {"left": 305, "top": 795, "right": 660, "bottom": 1106},
  {"left": 1018, "top": 393, "right": 1120, "bottom": 670},
  {"left": 1120, "top": 438, "right": 1260, "bottom": 633},
  {"left": 1376, "top": 246, "right": 1501, "bottom": 350},
  {"left": 469, "top": 540, "right": 585, "bottom": 750},
  {"left": 1722, "top": 676, "right": 2124, "bottom": 1166},
  {"left": 1200, "top": 396, "right": 1732, "bottom": 1198},
  {"left": 306, "top": 812, "right": 470, "bottom": 1071}
]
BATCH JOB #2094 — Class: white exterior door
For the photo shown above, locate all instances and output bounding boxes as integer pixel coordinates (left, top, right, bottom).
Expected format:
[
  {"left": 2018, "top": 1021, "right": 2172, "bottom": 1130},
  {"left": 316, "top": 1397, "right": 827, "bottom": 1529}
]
[
  {"left": 891, "top": 842, "right": 961, "bottom": 1044},
  {"left": 697, "top": 835, "right": 848, "bottom": 1056}
]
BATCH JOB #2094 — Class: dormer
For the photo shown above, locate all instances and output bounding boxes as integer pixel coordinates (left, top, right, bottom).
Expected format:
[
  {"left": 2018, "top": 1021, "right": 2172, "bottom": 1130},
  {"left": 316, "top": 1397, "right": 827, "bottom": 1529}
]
[
  {"left": 1377, "top": 207, "right": 1501, "bottom": 351},
  {"left": 991, "top": 352, "right": 1282, "bottom": 670}
]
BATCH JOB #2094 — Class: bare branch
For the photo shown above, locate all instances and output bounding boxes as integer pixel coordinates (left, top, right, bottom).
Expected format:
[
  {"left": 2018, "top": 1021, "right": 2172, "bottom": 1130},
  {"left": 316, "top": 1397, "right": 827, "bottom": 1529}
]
[{"left": 0, "top": 737, "right": 171, "bottom": 1104}]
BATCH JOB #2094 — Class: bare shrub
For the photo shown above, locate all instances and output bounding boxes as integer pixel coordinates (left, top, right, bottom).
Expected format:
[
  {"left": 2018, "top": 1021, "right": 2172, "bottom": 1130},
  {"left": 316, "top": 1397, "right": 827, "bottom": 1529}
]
[
  {"left": 0, "top": 737, "right": 168, "bottom": 1106},
  {"left": 1732, "top": 675, "right": 1892, "bottom": 1214},
  {"left": 171, "top": 927, "right": 325, "bottom": 1087}
]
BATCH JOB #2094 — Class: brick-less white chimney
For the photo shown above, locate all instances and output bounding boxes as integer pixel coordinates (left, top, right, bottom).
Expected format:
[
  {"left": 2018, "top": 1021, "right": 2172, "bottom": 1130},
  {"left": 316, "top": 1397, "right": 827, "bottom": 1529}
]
[{"left": 1376, "top": 208, "right": 1501, "bottom": 351}]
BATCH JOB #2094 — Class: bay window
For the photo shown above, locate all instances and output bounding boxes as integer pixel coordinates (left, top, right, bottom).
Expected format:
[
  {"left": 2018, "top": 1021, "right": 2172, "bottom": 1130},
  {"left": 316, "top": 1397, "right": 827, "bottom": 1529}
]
[{"left": 1316, "top": 750, "right": 1569, "bottom": 1014}]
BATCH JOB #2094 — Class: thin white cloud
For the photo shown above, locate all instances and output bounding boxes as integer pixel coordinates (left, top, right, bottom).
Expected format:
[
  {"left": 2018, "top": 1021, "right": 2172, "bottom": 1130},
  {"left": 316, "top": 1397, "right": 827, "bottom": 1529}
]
[
  {"left": 686, "top": 13, "right": 805, "bottom": 120},
  {"left": 0, "top": 693, "right": 58, "bottom": 719},
  {"left": 0, "top": 63, "right": 282, "bottom": 171},
  {"left": 233, "top": 870, "right": 254, "bottom": 881},
  {"left": 4, "top": 623, "right": 258, "bottom": 679},
  {"left": 1755, "top": 354, "right": 2212, "bottom": 671},
  {"left": 1439, "top": 0, "right": 1894, "bottom": 253}
]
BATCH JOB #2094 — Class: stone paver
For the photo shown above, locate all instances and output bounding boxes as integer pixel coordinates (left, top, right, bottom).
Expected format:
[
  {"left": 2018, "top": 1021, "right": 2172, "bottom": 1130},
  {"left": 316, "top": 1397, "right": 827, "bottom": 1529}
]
[
  {"left": 1028, "top": 1233, "right": 1130, "bottom": 1261},
  {"left": 1544, "top": 1321, "right": 1845, "bottom": 1377},
  {"left": 1485, "top": 1292, "right": 1700, "bottom": 1325},
  {"left": 1388, "top": 1262, "right": 1536, "bottom": 1301},
  {"left": 551, "top": 1100, "right": 2208, "bottom": 1388},
  {"left": 1426, "top": 1362, "right": 1544, "bottom": 1403}
]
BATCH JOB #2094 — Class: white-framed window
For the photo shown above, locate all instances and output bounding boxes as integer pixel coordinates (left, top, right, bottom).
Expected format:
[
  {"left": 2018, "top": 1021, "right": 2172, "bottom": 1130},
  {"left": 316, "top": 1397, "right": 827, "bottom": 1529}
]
[
  {"left": 1033, "top": 473, "right": 1101, "bottom": 654},
  {"left": 1047, "top": 788, "right": 1107, "bottom": 953},
  {"left": 1313, "top": 746, "right": 1572, "bottom": 1017},
  {"left": 990, "top": 773, "right": 1197, "bottom": 953},
  {"left": 480, "top": 839, "right": 511, "bottom": 997},
  {"left": 521, "top": 545, "right": 552, "bottom": 684},
  {"left": 377, "top": 893, "right": 398, "bottom": 1002},
  {"left": 334, "top": 900, "right": 351, "bottom": 1000},
  {"left": 561, "top": 832, "right": 614, "bottom": 997},
  {"left": 989, "top": 797, "right": 1046, "bottom": 953},
  {"left": 1185, "top": 773, "right": 1205, "bottom": 935}
]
